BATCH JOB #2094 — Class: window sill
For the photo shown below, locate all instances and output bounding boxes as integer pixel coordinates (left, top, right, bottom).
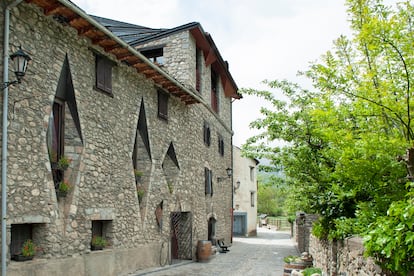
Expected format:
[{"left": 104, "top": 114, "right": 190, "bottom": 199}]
[{"left": 94, "top": 86, "right": 114, "bottom": 98}]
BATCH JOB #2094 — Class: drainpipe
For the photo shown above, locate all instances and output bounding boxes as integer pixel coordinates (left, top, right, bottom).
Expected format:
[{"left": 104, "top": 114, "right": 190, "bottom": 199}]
[{"left": 2, "top": 1, "right": 24, "bottom": 275}]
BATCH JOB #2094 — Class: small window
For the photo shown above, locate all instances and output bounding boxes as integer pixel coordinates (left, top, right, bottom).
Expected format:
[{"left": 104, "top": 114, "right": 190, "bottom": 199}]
[
  {"left": 196, "top": 48, "right": 202, "bottom": 92},
  {"left": 250, "top": 191, "right": 255, "bottom": 207},
  {"left": 218, "top": 134, "right": 224, "bottom": 156},
  {"left": 250, "top": 166, "right": 255, "bottom": 181},
  {"left": 91, "top": 220, "right": 112, "bottom": 250},
  {"left": 10, "top": 224, "right": 33, "bottom": 258},
  {"left": 211, "top": 70, "right": 219, "bottom": 113},
  {"left": 158, "top": 90, "right": 169, "bottom": 121},
  {"left": 203, "top": 122, "right": 211, "bottom": 147},
  {"left": 205, "top": 167, "right": 213, "bottom": 196},
  {"left": 95, "top": 55, "right": 113, "bottom": 95},
  {"left": 141, "top": 48, "right": 164, "bottom": 65}
]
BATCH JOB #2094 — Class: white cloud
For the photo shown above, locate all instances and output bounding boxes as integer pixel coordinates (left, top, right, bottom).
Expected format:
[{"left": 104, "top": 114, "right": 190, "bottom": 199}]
[{"left": 71, "top": 0, "right": 351, "bottom": 147}]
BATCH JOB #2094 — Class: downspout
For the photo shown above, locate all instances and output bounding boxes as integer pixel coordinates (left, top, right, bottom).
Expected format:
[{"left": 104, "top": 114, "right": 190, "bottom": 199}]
[
  {"left": 230, "top": 99, "right": 234, "bottom": 243},
  {"left": 2, "top": 1, "right": 24, "bottom": 275}
]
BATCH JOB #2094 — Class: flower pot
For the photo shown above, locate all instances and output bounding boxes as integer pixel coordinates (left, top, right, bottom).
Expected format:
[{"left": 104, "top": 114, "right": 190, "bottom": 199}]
[
  {"left": 91, "top": 245, "right": 103, "bottom": 251},
  {"left": 12, "top": 254, "right": 33, "bottom": 261},
  {"left": 56, "top": 190, "right": 67, "bottom": 197}
]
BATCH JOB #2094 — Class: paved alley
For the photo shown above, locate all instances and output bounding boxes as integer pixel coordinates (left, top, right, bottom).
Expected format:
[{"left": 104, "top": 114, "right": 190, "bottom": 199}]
[{"left": 130, "top": 227, "right": 299, "bottom": 276}]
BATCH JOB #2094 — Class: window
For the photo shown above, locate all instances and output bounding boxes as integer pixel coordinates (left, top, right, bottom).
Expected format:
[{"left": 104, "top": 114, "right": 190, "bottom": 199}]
[
  {"left": 250, "top": 191, "right": 255, "bottom": 207},
  {"left": 211, "top": 70, "right": 219, "bottom": 113},
  {"left": 250, "top": 166, "right": 255, "bottom": 181},
  {"left": 141, "top": 48, "right": 164, "bottom": 65},
  {"left": 48, "top": 99, "right": 65, "bottom": 189},
  {"left": 204, "top": 167, "right": 213, "bottom": 196},
  {"left": 91, "top": 220, "right": 112, "bottom": 250},
  {"left": 10, "top": 224, "right": 33, "bottom": 258},
  {"left": 196, "top": 48, "right": 202, "bottom": 92},
  {"left": 203, "top": 122, "right": 211, "bottom": 146},
  {"left": 218, "top": 134, "right": 224, "bottom": 156},
  {"left": 158, "top": 90, "right": 169, "bottom": 121},
  {"left": 95, "top": 55, "right": 113, "bottom": 94}
]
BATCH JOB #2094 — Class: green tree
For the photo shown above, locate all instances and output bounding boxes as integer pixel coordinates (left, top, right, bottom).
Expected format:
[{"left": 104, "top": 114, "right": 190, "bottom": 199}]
[
  {"left": 257, "top": 173, "right": 287, "bottom": 216},
  {"left": 242, "top": 0, "right": 414, "bottom": 274}
]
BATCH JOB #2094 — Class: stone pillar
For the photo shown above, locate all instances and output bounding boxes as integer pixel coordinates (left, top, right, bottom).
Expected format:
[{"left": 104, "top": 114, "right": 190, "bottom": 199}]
[{"left": 295, "top": 213, "right": 318, "bottom": 253}]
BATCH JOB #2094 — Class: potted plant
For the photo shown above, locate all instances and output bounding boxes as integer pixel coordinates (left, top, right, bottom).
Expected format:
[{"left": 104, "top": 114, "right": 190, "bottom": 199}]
[
  {"left": 12, "top": 239, "right": 36, "bottom": 261},
  {"left": 134, "top": 169, "right": 143, "bottom": 182},
  {"left": 91, "top": 236, "right": 107, "bottom": 251},
  {"left": 57, "top": 155, "right": 71, "bottom": 170},
  {"left": 167, "top": 182, "right": 173, "bottom": 194},
  {"left": 137, "top": 185, "right": 145, "bottom": 202},
  {"left": 57, "top": 181, "right": 72, "bottom": 197}
]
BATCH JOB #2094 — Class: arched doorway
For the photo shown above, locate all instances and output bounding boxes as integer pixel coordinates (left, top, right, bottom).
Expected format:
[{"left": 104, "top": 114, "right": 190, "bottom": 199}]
[{"left": 208, "top": 217, "right": 216, "bottom": 245}]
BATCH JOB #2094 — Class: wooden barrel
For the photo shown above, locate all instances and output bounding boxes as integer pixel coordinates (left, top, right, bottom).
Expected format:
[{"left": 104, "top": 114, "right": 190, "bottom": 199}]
[
  {"left": 197, "top": 240, "right": 212, "bottom": 262},
  {"left": 283, "top": 261, "right": 313, "bottom": 275}
]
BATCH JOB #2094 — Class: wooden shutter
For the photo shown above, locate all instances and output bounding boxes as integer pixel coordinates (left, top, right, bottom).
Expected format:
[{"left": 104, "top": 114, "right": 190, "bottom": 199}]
[
  {"left": 95, "top": 55, "right": 112, "bottom": 94},
  {"left": 204, "top": 122, "right": 211, "bottom": 146},
  {"left": 96, "top": 56, "right": 106, "bottom": 91},
  {"left": 158, "top": 90, "right": 168, "bottom": 120},
  {"left": 205, "top": 167, "right": 212, "bottom": 195}
]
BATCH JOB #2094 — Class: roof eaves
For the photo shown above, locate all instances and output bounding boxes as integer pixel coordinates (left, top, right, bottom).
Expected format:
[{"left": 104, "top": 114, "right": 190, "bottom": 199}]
[
  {"left": 36, "top": 0, "right": 203, "bottom": 105},
  {"left": 130, "top": 22, "right": 200, "bottom": 46}
]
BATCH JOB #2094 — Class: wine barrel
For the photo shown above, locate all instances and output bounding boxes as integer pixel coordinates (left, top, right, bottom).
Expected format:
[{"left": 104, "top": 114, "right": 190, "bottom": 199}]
[{"left": 197, "top": 240, "right": 212, "bottom": 262}]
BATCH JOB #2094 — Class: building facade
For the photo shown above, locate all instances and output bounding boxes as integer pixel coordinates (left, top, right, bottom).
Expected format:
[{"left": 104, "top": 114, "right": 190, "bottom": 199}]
[
  {"left": 0, "top": 1, "right": 240, "bottom": 275},
  {"left": 232, "top": 146, "right": 258, "bottom": 237}
]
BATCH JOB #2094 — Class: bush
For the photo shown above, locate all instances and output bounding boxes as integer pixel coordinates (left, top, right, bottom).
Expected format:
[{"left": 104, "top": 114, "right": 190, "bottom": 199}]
[
  {"left": 364, "top": 186, "right": 414, "bottom": 275},
  {"left": 302, "top": 267, "right": 322, "bottom": 276}
]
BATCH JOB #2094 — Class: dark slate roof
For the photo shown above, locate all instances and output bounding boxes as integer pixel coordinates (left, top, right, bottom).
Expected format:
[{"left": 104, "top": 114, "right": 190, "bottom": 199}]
[{"left": 91, "top": 16, "right": 200, "bottom": 46}]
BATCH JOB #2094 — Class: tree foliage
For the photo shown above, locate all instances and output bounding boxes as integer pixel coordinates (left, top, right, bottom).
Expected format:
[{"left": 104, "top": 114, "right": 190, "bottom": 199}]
[
  {"left": 241, "top": 0, "right": 414, "bottom": 274},
  {"left": 256, "top": 173, "right": 287, "bottom": 216}
]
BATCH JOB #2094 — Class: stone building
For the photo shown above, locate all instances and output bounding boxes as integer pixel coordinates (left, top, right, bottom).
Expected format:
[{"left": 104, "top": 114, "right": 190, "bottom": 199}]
[
  {"left": 232, "top": 146, "right": 259, "bottom": 237},
  {"left": 0, "top": 0, "right": 240, "bottom": 275}
]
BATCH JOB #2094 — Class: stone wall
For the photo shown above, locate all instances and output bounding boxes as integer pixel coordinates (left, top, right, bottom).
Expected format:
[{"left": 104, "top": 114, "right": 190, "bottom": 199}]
[
  {"left": 0, "top": 2, "right": 234, "bottom": 275},
  {"left": 310, "top": 235, "right": 384, "bottom": 276}
]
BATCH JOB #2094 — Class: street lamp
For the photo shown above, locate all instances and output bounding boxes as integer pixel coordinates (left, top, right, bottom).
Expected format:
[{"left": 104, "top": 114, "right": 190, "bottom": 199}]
[{"left": 2, "top": 46, "right": 31, "bottom": 89}]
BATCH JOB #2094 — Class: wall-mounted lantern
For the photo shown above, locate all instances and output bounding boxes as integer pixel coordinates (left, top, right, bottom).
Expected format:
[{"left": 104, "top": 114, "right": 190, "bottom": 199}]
[{"left": 2, "top": 46, "right": 31, "bottom": 89}]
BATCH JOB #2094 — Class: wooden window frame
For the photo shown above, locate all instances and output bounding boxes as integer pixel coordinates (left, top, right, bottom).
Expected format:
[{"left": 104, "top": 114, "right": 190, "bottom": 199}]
[
  {"left": 51, "top": 99, "right": 65, "bottom": 189},
  {"left": 211, "top": 70, "right": 219, "bottom": 113},
  {"left": 218, "top": 134, "right": 224, "bottom": 156},
  {"left": 10, "top": 224, "right": 33, "bottom": 258},
  {"left": 158, "top": 90, "right": 169, "bottom": 121},
  {"left": 141, "top": 47, "right": 164, "bottom": 65},
  {"left": 204, "top": 167, "right": 213, "bottom": 196},
  {"left": 95, "top": 54, "right": 113, "bottom": 95},
  {"left": 196, "top": 48, "right": 202, "bottom": 92},
  {"left": 203, "top": 122, "right": 211, "bottom": 147}
]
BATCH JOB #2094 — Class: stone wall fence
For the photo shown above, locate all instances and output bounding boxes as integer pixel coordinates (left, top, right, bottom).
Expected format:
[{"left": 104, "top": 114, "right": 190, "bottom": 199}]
[
  {"left": 309, "top": 235, "right": 386, "bottom": 276},
  {"left": 295, "top": 213, "right": 391, "bottom": 276}
]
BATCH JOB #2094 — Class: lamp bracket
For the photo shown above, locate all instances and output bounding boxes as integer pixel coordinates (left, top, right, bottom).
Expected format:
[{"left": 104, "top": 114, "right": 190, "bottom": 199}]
[{"left": 2, "top": 81, "right": 18, "bottom": 90}]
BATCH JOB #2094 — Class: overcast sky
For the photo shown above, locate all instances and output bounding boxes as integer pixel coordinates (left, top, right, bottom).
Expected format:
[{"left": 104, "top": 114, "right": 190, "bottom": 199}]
[{"left": 71, "top": 0, "right": 352, "bottom": 146}]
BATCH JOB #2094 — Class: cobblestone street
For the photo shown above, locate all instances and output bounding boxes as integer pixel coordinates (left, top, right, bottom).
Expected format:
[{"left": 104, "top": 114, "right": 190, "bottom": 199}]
[{"left": 130, "top": 227, "right": 298, "bottom": 276}]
